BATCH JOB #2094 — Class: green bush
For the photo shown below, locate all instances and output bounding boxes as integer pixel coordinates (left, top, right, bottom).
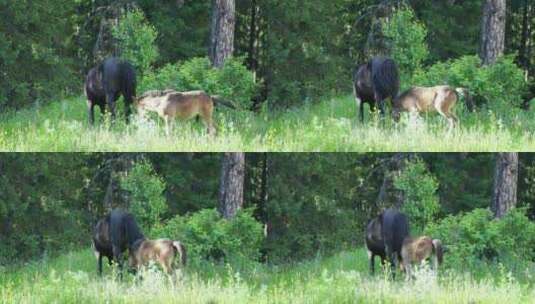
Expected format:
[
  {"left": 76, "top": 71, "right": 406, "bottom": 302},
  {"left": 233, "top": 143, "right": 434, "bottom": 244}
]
[
  {"left": 140, "top": 57, "right": 258, "bottom": 110},
  {"left": 382, "top": 7, "right": 429, "bottom": 84},
  {"left": 426, "top": 208, "right": 535, "bottom": 272},
  {"left": 395, "top": 158, "right": 440, "bottom": 232},
  {"left": 153, "top": 209, "right": 264, "bottom": 266},
  {"left": 412, "top": 55, "right": 527, "bottom": 109},
  {"left": 113, "top": 8, "right": 159, "bottom": 73},
  {"left": 120, "top": 160, "right": 167, "bottom": 232}
]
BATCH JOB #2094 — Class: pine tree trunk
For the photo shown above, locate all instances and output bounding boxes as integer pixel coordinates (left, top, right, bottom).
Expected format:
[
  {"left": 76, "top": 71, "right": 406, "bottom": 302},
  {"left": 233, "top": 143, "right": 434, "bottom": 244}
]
[
  {"left": 480, "top": 0, "right": 506, "bottom": 65},
  {"left": 376, "top": 153, "right": 412, "bottom": 209},
  {"left": 210, "top": 0, "right": 235, "bottom": 68},
  {"left": 491, "top": 153, "right": 518, "bottom": 218},
  {"left": 247, "top": 0, "right": 258, "bottom": 80},
  {"left": 218, "top": 152, "right": 245, "bottom": 219}
]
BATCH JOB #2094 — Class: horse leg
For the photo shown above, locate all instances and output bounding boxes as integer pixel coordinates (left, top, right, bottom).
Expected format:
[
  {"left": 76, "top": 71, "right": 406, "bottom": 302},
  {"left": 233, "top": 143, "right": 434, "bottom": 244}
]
[
  {"left": 112, "top": 246, "right": 123, "bottom": 280},
  {"left": 164, "top": 115, "right": 170, "bottom": 136},
  {"left": 106, "top": 93, "right": 117, "bottom": 124},
  {"left": 374, "top": 91, "right": 386, "bottom": 119},
  {"left": 368, "top": 250, "right": 375, "bottom": 275},
  {"left": 405, "top": 263, "right": 412, "bottom": 281},
  {"left": 97, "top": 253, "right": 103, "bottom": 276},
  {"left": 385, "top": 245, "right": 396, "bottom": 278},
  {"left": 123, "top": 93, "right": 132, "bottom": 124},
  {"left": 88, "top": 102, "right": 95, "bottom": 126},
  {"left": 359, "top": 101, "right": 365, "bottom": 123}
]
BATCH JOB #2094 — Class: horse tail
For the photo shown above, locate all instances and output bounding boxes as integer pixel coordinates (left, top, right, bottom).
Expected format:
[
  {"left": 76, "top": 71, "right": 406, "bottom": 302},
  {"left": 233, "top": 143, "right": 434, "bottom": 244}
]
[
  {"left": 211, "top": 96, "right": 236, "bottom": 109},
  {"left": 431, "top": 239, "right": 444, "bottom": 265},
  {"left": 123, "top": 63, "right": 137, "bottom": 101},
  {"left": 372, "top": 58, "right": 400, "bottom": 99},
  {"left": 454, "top": 87, "right": 475, "bottom": 112},
  {"left": 172, "top": 241, "right": 187, "bottom": 267}
]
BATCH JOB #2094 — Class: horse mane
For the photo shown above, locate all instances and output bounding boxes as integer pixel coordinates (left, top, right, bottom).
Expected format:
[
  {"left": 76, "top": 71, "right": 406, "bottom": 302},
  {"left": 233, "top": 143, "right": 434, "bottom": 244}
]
[
  {"left": 394, "top": 87, "right": 417, "bottom": 104},
  {"left": 138, "top": 89, "right": 177, "bottom": 100}
]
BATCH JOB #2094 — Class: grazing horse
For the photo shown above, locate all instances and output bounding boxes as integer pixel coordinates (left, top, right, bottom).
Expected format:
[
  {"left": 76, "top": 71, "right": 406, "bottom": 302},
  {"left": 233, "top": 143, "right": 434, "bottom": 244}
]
[
  {"left": 136, "top": 89, "right": 236, "bottom": 135},
  {"left": 401, "top": 236, "right": 444, "bottom": 280},
  {"left": 381, "top": 209, "right": 410, "bottom": 276},
  {"left": 92, "top": 215, "right": 114, "bottom": 276},
  {"left": 109, "top": 209, "right": 145, "bottom": 277},
  {"left": 392, "top": 85, "right": 471, "bottom": 128},
  {"left": 129, "top": 238, "right": 187, "bottom": 276},
  {"left": 365, "top": 209, "right": 409, "bottom": 276},
  {"left": 84, "top": 57, "right": 137, "bottom": 125},
  {"left": 353, "top": 57, "right": 400, "bottom": 122},
  {"left": 365, "top": 216, "right": 386, "bottom": 274}
]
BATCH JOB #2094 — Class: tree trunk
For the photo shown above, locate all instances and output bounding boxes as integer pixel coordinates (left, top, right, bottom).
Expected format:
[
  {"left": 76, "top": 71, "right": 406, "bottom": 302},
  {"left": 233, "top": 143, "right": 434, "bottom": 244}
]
[
  {"left": 376, "top": 153, "right": 413, "bottom": 209},
  {"left": 210, "top": 0, "right": 235, "bottom": 68},
  {"left": 491, "top": 153, "right": 518, "bottom": 218},
  {"left": 218, "top": 152, "right": 245, "bottom": 219},
  {"left": 480, "top": 0, "right": 506, "bottom": 65},
  {"left": 247, "top": 0, "right": 259, "bottom": 79}
]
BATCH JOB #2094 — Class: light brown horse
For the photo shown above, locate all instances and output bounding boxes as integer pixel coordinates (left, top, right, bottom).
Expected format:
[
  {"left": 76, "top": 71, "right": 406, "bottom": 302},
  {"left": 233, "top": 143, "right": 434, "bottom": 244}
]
[
  {"left": 392, "top": 85, "right": 467, "bottom": 128},
  {"left": 135, "top": 89, "right": 235, "bottom": 135},
  {"left": 401, "top": 236, "right": 444, "bottom": 280},
  {"left": 129, "top": 238, "right": 187, "bottom": 276}
]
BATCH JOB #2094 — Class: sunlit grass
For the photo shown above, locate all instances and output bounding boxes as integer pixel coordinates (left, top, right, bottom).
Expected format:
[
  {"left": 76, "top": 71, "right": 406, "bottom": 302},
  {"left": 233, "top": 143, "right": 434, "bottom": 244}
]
[
  {"left": 1, "top": 248, "right": 533, "bottom": 303},
  {"left": 1, "top": 95, "right": 535, "bottom": 151}
]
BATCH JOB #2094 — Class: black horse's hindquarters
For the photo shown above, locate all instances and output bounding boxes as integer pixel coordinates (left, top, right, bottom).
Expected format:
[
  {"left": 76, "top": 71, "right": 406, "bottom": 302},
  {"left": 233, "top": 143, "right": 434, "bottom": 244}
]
[
  {"left": 381, "top": 209, "right": 409, "bottom": 274},
  {"left": 109, "top": 209, "right": 145, "bottom": 277},
  {"left": 85, "top": 57, "right": 137, "bottom": 125},
  {"left": 365, "top": 218, "right": 386, "bottom": 274},
  {"left": 353, "top": 57, "right": 399, "bottom": 122},
  {"left": 92, "top": 216, "right": 113, "bottom": 276}
]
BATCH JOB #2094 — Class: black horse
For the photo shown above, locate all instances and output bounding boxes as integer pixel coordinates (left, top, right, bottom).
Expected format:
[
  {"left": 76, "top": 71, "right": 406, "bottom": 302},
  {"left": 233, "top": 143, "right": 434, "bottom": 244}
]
[
  {"left": 84, "top": 57, "right": 137, "bottom": 125},
  {"left": 352, "top": 57, "right": 400, "bottom": 122},
  {"left": 365, "top": 208, "right": 409, "bottom": 276},
  {"left": 92, "top": 209, "right": 144, "bottom": 278}
]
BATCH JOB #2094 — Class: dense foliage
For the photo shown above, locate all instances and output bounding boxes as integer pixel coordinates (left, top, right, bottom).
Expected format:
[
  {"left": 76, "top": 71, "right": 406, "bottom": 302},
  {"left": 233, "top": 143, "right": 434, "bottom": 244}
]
[
  {"left": 426, "top": 208, "right": 535, "bottom": 272},
  {"left": 141, "top": 57, "right": 258, "bottom": 110},
  {"left": 1, "top": 1, "right": 533, "bottom": 110},
  {"left": 112, "top": 8, "right": 159, "bottom": 73},
  {"left": 412, "top": 55, "right": 527, "bottom": 108}
]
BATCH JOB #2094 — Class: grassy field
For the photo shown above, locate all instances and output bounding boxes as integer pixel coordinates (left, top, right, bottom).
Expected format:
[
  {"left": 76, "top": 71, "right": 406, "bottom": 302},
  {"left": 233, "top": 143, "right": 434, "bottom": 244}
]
[
  {"left": 1, "top": 95, "right": 535, "bottom": 152},
  {"left": 1, "top": 248, "right": 533, "bottom": 303}
]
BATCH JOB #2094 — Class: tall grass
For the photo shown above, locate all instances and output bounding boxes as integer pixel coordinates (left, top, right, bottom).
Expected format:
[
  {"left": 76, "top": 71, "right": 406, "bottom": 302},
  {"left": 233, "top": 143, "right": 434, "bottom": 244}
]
[
  {"left": 1, "top": 248, "right": 533, "bottom": 303},
  {"left": 1, "top": 95, "right": 535, "bottom": 152}
]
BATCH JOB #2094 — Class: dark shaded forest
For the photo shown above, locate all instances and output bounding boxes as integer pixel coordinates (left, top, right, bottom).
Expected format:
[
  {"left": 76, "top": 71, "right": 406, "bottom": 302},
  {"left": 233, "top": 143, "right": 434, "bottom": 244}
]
[{"left": 1, "top": 0, "right": 533, "bottom": 110}]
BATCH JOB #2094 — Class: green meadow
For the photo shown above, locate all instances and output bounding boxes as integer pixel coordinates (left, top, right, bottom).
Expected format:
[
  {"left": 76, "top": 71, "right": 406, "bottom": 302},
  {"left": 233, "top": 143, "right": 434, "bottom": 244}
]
[
  {"left": 1, "top": 95, "right": 535, "bottom": 152},
  {"left": 1, "top": 248, "right": 533, "bottom": 304}
]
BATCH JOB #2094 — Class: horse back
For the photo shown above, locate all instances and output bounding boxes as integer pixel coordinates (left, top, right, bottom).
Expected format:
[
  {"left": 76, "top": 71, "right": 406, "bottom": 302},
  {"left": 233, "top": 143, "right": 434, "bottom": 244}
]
[
  {"left": 402, "top": 236, "right": 434, "bottom": 263},
  {"left": 109, "top": 209, "right": 144, "bottom": 252},
  {"left": 165, "top": 91, "right": 213, "bottom": 118}
]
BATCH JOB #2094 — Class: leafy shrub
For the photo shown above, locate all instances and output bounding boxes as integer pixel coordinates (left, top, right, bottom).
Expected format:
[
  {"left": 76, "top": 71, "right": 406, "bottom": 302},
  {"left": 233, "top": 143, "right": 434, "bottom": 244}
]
[
  {"left": 382, "top": 7, "right": 429, "bottom": 84},
  {"left": 120, "top": 160, "right": 167, "bottom": 232},
  {"left": 426, "top": 208, "right": 535, "bottom": 271},
  {"left": 412, "top": 55, "right": 527, "bottom": 109},
  {"left": 395, "top": 158, "right": 440, "bottom": 231},
  {"left": 140, "top": 57, "right": 258, "bottom": 110},
  {"left": 153, "top": 209, "right": 264, "bottom": 266},
  {"left": 113, "top": 8, "right": 159, "bottom": 73}
]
